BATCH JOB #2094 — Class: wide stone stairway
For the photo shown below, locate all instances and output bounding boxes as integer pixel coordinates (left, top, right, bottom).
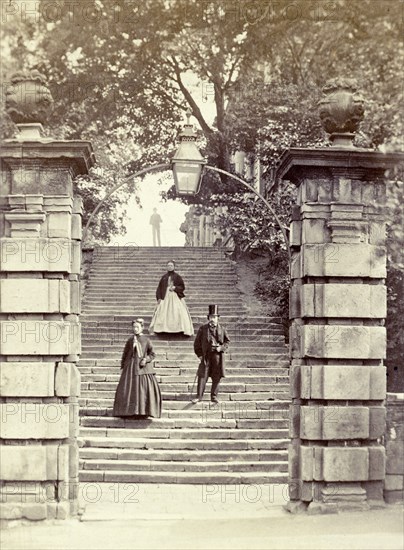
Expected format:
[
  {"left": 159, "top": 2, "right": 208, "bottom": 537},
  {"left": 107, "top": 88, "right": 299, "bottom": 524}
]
[{"left": 78, "top": 246, "right": 290, "bottom": 483}]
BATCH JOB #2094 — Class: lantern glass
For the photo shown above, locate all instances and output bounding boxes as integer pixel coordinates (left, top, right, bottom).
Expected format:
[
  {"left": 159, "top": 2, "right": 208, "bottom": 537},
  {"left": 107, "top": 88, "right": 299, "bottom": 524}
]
[{"left": 172, "top": 162, "right": 203, "bottom": 195}]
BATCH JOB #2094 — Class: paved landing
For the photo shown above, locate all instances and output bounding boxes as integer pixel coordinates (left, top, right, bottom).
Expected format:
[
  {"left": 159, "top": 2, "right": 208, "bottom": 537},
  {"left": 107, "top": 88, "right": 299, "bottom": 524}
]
[{"left": 2, "top": 484, "right": 403, "bottom": 550}]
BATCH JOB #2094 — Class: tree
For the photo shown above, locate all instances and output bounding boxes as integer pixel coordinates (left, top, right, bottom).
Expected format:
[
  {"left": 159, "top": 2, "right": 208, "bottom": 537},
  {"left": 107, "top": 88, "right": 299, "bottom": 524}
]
[{"left": 1, "top": 0, "right": 402, "bottom": 235}]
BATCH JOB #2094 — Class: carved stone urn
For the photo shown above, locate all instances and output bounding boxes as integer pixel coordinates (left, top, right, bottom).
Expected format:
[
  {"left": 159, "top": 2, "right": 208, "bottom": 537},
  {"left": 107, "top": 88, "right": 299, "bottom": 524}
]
[
  {"left": 318, "top": 78, "right": 365, "bottom": 147},
  {"left": 5, "top": 70, "right": 53, "bottom": 138}
]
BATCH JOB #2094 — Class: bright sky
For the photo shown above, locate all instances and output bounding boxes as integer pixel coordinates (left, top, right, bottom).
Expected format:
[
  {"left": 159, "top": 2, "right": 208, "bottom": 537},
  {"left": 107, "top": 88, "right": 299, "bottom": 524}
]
[
  {"left": 111, "top": 77, "right": 217, "bottom": 247},
  {"left": 112, "top": 174, "right": 189, "bottom": 247}
]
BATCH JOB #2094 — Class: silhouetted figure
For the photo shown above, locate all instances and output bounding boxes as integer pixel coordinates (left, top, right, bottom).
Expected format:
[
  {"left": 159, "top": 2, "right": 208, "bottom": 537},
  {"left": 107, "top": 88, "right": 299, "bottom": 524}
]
[{"left": 150, "top": 207, "right": 162, "bottom": 246}]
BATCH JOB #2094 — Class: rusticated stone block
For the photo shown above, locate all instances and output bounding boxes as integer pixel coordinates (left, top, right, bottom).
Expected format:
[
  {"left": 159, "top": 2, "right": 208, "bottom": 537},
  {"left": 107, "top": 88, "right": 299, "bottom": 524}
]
[
  {"left": 317, "top": 179, "right": 333, "bottom": 201},
  {"left": 289, "top": 286, "right": 301, "bottom": 319},
  {"left": 323, "top": 448, "right": 369, "bottom": 481},
  {"left": 0, "top": 279, "right": 70, "bottom": 314},
  {"left": 289, "top": 364, "right": 301, "bottom": 399},
  {"left": 289, "top": 322, "right": 302, "bottom": 359},
  {"left": 288, "top": 441, "right": 300, "bottom": 481},
  {"left": 300, "top": 284, "right": 386, "bottom": 318},
  {"left": 47, "top": 212, "right": 71, "bottom": 239},
  {"left": 301, "top": 365, "right": 386, "bottom": 400},
  {"left": 300, "top": 446, "right": 314, "bottom": 481},
  {"left": 0, "top": 361, "right": 55, "bottom": 397},
  {"left": 0, "top": 238, "right": 71, "bottom": 272},
  {"left": 301, "top": 406, "right": 369, "bottom": 440},
  {"left": 66, "top": 321, "right": 81, "bottom": 356},
  {"left": 301, "top": 179, "right": 318, "bottom": 202},
  {"left": 300, "top": 447, "right": 324, "bottom": 481},
  {"left": 70, "top": 280, "right": 81, "bottom": 314},
  {"left": 369, "top": 407, "right": 386, "bottom": 438},
  {"left": 0, "top": 403, "right": 70, "bottom": 439},
  {"left": 8, "top": 195, "right": 26, "bottom": 208},
  {"left": 386, "top": 440, "right": 404, "bottom": 474},
  {"left": 71, "top": 241, "right": 81, "bottom": 274},
  {"left": 0, "top": 320, "right": 70, "bottom": 355},
  {"left": 72, "top": 197, "right": 83, "bottom": 215},
  {"left": 0, "top": 502, "right": 47, "bottom": 521},
  {"left": 58, "top": 445, "right": 69, "bottom": 481},
  {"left": 302, "top": 325, "right": 386, "bottom": 360},
  {"left": 69, "top": 444, "right": 80, "bottom": 479},
  {"left": 301, "top": 219, "right": 328, "bottom": 244},
  {"left": 301, "top": 244, "right": 386, "bottom": 278},
  {"left": 71, "top": 214, "right": 82, "bottom": 240},
  {"left": 55, "top": 362, "right": 81, "bottom": 397},
  {"left": 368, "top": 446, "right": 385, "bottom": 480},
  {"left": 384, "top": 475, "right": 404, "bottom": 491},
  {"left": 370, "top": 367, "right": 387, "bottom": 399},
  {"left": 289, "top": 400, "right": 300, "bottom": 437},
  {"left": 290, "top": 251, "right": 301, "bottom": 280},
  {"left": 0, "top": 445, "right": 68, "bottom": 481}
]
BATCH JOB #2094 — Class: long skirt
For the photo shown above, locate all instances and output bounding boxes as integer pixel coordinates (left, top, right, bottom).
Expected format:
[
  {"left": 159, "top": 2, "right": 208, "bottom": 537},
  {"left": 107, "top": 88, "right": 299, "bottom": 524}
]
[
  {"left": 113, "top": 363, "right": 162, "bottom": 418},
  {"left": 149, "top": 289, "right": 194, "bottom": 336}
]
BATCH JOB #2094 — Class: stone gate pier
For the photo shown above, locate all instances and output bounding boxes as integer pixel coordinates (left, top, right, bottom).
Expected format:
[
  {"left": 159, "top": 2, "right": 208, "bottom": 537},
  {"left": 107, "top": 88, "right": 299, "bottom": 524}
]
[
  {"left": 276, "top": 80, "right": 403, "bottom": 513},
  {"left": 0, "top": 74, "right": 94, "bottom": 522}
]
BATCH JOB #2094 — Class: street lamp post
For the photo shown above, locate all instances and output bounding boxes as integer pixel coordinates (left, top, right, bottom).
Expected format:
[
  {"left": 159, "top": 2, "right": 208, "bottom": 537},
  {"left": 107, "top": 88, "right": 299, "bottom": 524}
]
[
  {"left": 171, "top": 113, "right": 207, "bottom": 195},
  {"left": 170, "top": 116, "right": 290, "bottom": 256},
  {"left": 83, "top": 116, "right": 289, "bottom": 254}
]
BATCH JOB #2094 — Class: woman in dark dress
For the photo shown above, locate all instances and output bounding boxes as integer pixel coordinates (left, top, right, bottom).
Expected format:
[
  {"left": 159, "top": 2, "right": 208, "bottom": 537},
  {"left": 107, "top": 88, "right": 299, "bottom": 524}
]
[
  {"left": 113, "top": 318, "right": 162, "bottom": 418},
  {"left": 149, "top": 260, "right": 193, "bottom": 336}
]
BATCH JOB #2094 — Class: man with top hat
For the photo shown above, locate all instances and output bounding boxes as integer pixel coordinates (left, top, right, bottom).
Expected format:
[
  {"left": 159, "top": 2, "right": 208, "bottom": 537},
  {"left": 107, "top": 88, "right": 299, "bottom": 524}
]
[{"left": 192, "top": 304, "right": 230, "bottom": 404}]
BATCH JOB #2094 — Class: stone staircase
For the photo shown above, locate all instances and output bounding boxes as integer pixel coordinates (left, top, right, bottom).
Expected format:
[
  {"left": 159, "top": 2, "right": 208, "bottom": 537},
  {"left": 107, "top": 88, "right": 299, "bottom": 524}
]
[{"left": 78, "top": 246, "right": 290, "bottom": 483}]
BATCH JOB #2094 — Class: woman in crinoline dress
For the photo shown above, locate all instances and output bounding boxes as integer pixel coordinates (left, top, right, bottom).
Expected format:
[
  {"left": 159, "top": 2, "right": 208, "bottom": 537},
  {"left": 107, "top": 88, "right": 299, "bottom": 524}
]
[
  {"left": 149, "top": 260, "right": 194, "bottom": 336},
  {"left": 113, "top": 318, "right": 162, "bottom": 418}
]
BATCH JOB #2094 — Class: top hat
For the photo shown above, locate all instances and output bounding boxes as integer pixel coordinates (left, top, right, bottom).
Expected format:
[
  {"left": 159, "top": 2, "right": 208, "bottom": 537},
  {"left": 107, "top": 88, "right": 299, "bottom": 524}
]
[{"left": 208, "top": 304, "right": 220, "bottom": 317}]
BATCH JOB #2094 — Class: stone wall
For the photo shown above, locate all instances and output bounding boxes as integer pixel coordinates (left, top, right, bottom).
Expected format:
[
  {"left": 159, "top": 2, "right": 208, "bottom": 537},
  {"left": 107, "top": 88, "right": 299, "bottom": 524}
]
[
  {"left": 276, "top": 147, "right": 402, "bottom": 513},
  {"left": 0, "top": 138, "right": 94, "bottom": 523},
  {"left": 384, "top": 393, "right": 404, "bottom": 503}
]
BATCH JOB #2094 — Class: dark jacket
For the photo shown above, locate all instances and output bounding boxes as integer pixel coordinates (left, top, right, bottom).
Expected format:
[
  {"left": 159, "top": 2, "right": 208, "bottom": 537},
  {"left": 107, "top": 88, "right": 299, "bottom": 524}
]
[
  {"left": 156, "top": 271, "right": 185, "bottom": 300},
  {"left": 120, "top": 335, "right": 156, "bottom": 375},
  {"left": 194, "top": 322, "right": 230, "bottom": 378}
]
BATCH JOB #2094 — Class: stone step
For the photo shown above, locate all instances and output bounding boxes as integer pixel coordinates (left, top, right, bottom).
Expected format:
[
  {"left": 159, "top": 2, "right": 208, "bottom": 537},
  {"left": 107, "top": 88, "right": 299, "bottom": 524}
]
[
  {"left": 79, "top": 368, "right": 289, "bottom": 378},
  {"left": 80, "top": 383, "right": 290, "bottom": 394},
  {"left": 79, "top": 469, "right": 288, "bottom": 483},
  {"left": 79, "top": 407, "right": 290, "bottom": 419},
  {"left": 80, "top": 436, "right": 289, "bottom": 451},
  {"left": 78, "top": 360, "right": 290, "bottom": 369},
  {"left": 79, "top": 356, "right": 288, "bottom": 364},
  {"left": 80, "top": 447, "right": 287, "bottom": 461},
  {"left": 80, "top": 416, "right": 288, "bottom": 429},
  {"left": 80, "top": 315, "right": 283, "bottom": 322},
  {"left": 79, "top": 393, "right": 290, "bottom": 408},
  {"left": 80, "top": 339, "right": 286, "bottom": 347},
  {"left": 80, "top": 374, "right": 289, "bottom": 384},
  {"left": 79, "top": 459, "right": 288, "bottom": 473},
  {"left": 80, "top": 347, "right": 286, "bottom": 354},
  {"left": 80, "top": 246, "right": 289, "bottom": 485}
]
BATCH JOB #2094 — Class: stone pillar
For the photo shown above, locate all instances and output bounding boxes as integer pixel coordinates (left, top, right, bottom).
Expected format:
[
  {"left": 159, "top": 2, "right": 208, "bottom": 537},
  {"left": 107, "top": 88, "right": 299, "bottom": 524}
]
[
  {"left": 0, "top": 73, "right": 94, "bottom": 523},
  {"left": 276, "top": 79, "right": 403, "bottom": 513}
]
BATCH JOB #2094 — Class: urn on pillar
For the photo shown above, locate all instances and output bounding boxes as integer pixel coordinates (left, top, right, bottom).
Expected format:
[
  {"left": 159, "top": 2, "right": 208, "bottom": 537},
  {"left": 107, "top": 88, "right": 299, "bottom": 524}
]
[
  {"left": 5, "top": 70, "right": 53, "bottom": 139},
  {"left": 276, "top": 79, "right": 403, "bottom": 514},
  {"left": 318, "top": 77, "right": 365, "bottom": 147},
  {"left": 1, "top": 73, "right": 94, "bottom": 524}
]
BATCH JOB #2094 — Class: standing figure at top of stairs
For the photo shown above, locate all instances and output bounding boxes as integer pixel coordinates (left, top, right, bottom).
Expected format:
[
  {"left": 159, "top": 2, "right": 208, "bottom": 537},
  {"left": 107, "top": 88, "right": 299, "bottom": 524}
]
[
  {"left": 149, "top": 260, "right": 194, "bottom": 336},
  {"left": 113, "top": 318, "right": 162, "bottom": 418}
]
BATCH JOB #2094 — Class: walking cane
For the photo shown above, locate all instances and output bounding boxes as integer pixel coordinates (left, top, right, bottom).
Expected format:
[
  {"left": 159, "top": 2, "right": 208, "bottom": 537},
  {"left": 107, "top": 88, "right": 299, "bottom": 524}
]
[{"left": 189, "top": 372, "right": 198, "bottom": 401}]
